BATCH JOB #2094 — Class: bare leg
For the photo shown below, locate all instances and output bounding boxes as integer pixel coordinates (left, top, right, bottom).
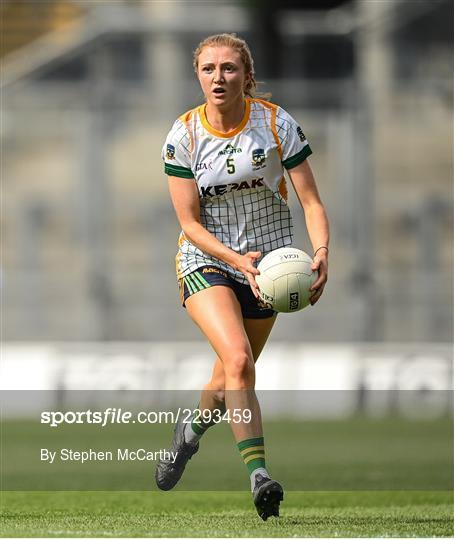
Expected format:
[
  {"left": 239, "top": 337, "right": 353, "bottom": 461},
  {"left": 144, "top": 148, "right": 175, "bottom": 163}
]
[
  {"left": 186, "top": 286, "right": 274, "bottom": 441},
  {"left": 182, "top": 289, "right": 283, "bottom": 519},
  {"left": 199, "top": 316, "right": 276, "bottom": 414}
]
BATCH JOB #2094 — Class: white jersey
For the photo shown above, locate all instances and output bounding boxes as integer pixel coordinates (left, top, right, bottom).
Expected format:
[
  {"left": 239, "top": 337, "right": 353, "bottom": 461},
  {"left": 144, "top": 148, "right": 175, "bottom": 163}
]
[{"left": 162, "top": 98, "right": 312, "bottom": 284}]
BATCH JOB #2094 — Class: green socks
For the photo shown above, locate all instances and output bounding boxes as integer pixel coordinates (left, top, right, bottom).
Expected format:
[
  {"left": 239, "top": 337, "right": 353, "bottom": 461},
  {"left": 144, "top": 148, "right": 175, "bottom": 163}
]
[
  {"left": 237, "top": 436, "right": 266, "bottom": 474},
  {"left": 238, "top": 437, "right": 270, "bottom": 490}
]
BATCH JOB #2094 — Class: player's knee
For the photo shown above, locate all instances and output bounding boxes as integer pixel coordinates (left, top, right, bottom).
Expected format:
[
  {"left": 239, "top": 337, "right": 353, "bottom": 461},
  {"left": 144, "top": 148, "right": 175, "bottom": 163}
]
[{"left": 224, "top": 350, "right": 255, "bottom": 387}]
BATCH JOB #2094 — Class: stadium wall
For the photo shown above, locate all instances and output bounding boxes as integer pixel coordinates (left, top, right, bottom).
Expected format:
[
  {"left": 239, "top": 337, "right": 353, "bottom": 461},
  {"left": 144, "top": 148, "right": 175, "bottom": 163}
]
[{"left": 1, "top": 342, "right": 452, "bottom": 419}]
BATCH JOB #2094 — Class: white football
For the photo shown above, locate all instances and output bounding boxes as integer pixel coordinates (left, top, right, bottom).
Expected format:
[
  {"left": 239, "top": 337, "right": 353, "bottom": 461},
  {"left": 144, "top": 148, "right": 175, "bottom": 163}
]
[{"left": 256, "top": 247, "right": 317, "bottom": 313}]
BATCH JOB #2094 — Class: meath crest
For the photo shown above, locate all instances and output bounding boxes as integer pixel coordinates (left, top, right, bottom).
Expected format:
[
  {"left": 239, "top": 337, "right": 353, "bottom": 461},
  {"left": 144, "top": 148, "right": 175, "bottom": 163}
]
[
  {"left": 251, "top": 148, "right": 266, "bottom": 170},
  {"left": 166, "top": 144, "right": 176, "bottom": 160}
]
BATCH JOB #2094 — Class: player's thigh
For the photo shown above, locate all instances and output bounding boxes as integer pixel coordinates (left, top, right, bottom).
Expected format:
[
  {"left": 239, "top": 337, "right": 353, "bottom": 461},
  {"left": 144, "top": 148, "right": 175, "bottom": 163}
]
[{"left": 185, "top": 285, "right": 253, "bottom": 363}]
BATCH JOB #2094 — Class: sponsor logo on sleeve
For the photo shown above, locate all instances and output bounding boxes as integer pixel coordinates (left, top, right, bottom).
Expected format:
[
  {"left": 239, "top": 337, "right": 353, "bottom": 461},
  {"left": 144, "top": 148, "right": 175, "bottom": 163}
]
[{"left": 296, "top": 126, "right": 306, "bottom": 143}]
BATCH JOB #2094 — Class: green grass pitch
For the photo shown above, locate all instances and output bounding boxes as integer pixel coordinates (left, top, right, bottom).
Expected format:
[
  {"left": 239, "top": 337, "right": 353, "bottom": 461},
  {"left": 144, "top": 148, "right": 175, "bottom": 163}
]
[
  {"left": 2, "top": 417, "right": 453, "bottom": 536},
  {"left": 1, "top": 490, "right": 453, "bottom": 537}
]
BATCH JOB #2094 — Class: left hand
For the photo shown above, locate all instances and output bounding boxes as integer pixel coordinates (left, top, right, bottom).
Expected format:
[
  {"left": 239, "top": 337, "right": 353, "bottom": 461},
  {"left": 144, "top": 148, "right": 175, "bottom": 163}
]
[{"left": 310, "top": 250, "right": 328, "bottom": 305}]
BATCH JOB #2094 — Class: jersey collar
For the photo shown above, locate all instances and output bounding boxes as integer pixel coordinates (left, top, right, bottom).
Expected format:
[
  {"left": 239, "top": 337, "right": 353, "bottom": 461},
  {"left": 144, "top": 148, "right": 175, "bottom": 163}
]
[{"left": 199, "top": 98, "right": 251, "bottom": 138}]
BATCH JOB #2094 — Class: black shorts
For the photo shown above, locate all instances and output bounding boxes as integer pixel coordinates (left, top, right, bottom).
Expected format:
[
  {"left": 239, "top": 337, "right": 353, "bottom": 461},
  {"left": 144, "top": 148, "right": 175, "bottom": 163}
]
[{"left": 178, "top": 266, "right": 276, "bottom": 319}]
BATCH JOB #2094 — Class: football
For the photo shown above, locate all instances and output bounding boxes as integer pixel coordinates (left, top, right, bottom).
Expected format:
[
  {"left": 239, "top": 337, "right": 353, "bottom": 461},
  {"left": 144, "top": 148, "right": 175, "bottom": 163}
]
[{"left": 256, "top": 247, "right": 317, "bottom": 312}]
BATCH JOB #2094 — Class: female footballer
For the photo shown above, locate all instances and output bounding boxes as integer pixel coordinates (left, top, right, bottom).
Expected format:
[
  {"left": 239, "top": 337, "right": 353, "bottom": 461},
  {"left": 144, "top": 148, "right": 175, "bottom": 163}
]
[{"left": 156, "top": 33, "right": 329, "bottom": 520}]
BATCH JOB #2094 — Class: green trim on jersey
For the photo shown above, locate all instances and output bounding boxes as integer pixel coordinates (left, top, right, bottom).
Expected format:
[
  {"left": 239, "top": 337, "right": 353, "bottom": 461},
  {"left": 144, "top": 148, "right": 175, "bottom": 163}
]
[
  {"left": 165, "top": 163, "right": 195, "bottom": 179},
  {"left": 282, "top": 145, "right": 312, "bottom": 170}
]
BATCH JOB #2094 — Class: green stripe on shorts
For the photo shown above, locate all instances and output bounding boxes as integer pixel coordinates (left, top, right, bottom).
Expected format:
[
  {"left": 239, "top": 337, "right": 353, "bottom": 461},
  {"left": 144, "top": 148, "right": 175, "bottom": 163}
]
[
  {"left": 184, "top": 276, "right": 196, "bottom": 295},
  {"left": 192, "top": 272, "right": 209, "bottom": 290},
  {"left": 195, "top": 271, "right": 211, "bottom": 288},
  {"left": 187, "top": 274, "right": 203, "bottom": 292}
]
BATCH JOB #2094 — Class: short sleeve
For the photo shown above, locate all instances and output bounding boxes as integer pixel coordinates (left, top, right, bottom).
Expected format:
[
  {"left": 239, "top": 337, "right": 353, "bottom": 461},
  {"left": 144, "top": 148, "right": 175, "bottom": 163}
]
[
  {"left": 276, "top": 107, "right": 313, "bottom": 170},
  {"left": 162, "top": 119, "right": 194, "bottom": 179}
]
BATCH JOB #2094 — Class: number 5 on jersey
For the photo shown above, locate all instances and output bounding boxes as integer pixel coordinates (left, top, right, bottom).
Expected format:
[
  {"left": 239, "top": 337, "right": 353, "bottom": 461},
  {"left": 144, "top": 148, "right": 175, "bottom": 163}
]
[{"left": 226, "top": 157, "right": 235, "bottom": 174}]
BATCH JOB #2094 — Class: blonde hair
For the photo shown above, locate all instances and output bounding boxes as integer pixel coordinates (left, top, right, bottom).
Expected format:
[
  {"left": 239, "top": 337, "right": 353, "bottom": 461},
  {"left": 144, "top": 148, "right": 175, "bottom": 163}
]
[{"left": 193, "top": 33, "right": 270, "bottom": 99}]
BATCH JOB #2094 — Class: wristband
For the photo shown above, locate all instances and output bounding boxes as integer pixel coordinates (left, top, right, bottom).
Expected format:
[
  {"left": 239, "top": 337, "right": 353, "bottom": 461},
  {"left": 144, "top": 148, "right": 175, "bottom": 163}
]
[{"left": 314, "top": 246, "right": 329, "bottom": 257}]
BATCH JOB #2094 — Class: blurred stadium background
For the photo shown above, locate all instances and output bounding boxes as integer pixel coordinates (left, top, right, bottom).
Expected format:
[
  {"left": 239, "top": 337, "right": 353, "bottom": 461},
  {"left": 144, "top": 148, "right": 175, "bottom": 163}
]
[{"left": 1, "top": 0, "right": 453, "bottom": 401}]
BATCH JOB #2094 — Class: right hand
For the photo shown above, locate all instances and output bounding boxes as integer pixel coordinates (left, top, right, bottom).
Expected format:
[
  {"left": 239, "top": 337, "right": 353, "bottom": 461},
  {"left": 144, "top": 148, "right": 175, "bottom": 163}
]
[{"left": 234, "top": 251, "right": 261, "bottom": 298}]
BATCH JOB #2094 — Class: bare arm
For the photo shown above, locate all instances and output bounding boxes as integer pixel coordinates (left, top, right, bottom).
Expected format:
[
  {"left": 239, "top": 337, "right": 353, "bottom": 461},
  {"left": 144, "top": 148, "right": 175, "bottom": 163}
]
[
  {"left": 168, "top": 176, "right": 261, "bottom": 296},
  {"left": 287, "top": 159, "right": 329, "bottom": 305}
]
